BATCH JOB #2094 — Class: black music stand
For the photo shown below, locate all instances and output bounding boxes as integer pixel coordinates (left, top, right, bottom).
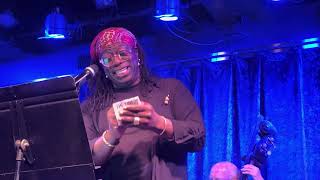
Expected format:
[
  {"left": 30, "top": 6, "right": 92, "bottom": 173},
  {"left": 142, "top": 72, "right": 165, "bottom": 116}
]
[{"left": 0, "top": 76, "right": 96, "bottom": 180}]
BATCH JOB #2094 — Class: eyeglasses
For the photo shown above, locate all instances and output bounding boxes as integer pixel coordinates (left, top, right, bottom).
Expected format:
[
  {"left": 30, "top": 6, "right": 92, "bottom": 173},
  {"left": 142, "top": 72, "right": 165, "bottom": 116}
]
[{"left": 99, "top": 50, "right": 132, "bottom": 67}]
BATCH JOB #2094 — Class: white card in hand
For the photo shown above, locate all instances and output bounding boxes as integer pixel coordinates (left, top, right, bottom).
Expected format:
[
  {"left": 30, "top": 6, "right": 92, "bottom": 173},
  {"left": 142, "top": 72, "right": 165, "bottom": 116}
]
[{"left": 112, "top": 96, "right": 141, "bottom": 125}]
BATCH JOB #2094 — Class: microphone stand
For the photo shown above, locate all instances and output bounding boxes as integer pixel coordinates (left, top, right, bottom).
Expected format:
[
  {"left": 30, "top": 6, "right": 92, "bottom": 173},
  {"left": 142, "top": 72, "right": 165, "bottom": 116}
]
[
  {"left": 14, "top": 139, "right": 30, "bottom": 180},
  {"left": 11, "top": 100, "right": 35, "bottom": 180}
]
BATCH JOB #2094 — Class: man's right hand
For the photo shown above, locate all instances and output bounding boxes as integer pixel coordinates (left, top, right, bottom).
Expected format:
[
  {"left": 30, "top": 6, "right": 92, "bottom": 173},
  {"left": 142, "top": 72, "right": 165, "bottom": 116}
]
[{"left": 241, "top": 164, "right": 264, "bottom": 180}]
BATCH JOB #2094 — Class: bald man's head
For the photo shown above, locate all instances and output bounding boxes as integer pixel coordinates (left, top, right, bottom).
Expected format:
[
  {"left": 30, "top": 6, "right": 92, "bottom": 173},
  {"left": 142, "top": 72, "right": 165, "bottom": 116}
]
[{"left": 210, "top": 161, "right": 239, "bottom": 180}]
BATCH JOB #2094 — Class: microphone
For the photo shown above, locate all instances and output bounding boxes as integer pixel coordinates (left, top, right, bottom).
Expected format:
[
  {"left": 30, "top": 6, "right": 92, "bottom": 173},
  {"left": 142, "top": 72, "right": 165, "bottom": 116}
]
[{"left": 74, "top": 64, "right": 99, "bottom": 86}]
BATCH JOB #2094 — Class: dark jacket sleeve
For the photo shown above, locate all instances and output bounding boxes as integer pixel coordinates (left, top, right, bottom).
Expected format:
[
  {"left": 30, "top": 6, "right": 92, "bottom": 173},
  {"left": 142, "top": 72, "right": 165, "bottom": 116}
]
[{"left": 161, "top": 79, "right": 205, "bottom": 152}]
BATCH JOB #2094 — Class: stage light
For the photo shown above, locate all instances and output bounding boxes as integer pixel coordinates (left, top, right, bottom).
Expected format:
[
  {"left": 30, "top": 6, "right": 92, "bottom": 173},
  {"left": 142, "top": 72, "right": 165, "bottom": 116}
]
[
  {"left": 272, "top": 43, "right": 283, "bottom": 53},
  {"left": 211, "top": 51, "right": 226, "bottom": 56},
  {"left": 211, "top": 57, "right": 228, "bottom": 62},
  {"left": 302, "top": 43, "right": 319, "bottom": 49},
  {"left": 211, "top": 51, "right": 229, "bottom": 62},
  {"left": 160, "top": 16, "right": 178, "bottom": 21},
  {"left": 303, "top": 37, "right": 318, "bottom": 43},
  {"left": 155, "top": 0, "right": 179, "bottom": 21},
  {"left": 38, "top": 30, "right": 65, "bottom": 39},
  {"left": 302, "top": 37, "right": 319, "bottom": 49},
  {"left": 38, "top": 7, "right": 67, "bottom": 39}
]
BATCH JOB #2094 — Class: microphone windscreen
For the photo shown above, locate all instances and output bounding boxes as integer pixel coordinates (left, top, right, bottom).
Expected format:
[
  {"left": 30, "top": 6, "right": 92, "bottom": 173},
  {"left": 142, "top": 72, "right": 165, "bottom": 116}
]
[{"left": 85, "top": 64, "right": 99, "bottom": 77}]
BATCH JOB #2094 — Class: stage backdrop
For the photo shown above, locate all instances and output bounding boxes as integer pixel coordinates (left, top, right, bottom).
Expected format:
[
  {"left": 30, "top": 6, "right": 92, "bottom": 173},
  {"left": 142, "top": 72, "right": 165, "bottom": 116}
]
[{"left": 152, "top": 48, "right": 320, "bottom": 180}]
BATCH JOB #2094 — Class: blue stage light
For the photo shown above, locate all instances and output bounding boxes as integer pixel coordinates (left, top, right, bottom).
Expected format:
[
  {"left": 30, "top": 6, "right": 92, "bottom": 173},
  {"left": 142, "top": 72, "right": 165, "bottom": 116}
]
[
  {"left": 155, "top": 0, "right": 179, "bottom": 21},
  {"left": 211, "top": 51, "right": 228, "bottom": 62},
  {"left": 303, "top": 38, "right": 318, "bottom": 43},
  {"left": 211, "top": 57, "right": 228, "bottom": 62},
  {"left": 302, "top": 43, "right": 319, "bottom": 49},
  {"left": 38, "top": 30, "right": 65, "bottom": 39},
  {"left": 38, "top": 7, "right": 67, "bottom": 39},
  {"left": 211, "top": 51, "right": 226, "bottom": 57},
  {"left": 159, "top": 16, "right": 178, "bottom": 21}
]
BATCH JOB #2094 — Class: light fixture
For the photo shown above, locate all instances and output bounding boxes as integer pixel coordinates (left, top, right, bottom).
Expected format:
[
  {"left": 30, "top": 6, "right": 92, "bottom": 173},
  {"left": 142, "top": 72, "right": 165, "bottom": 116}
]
[
  {"left": 155, "top": 0, "right": 180, "bottom": 21},
  {"left": 303, "top": 43, "right": 319, "bottom": 49},
  {"left": 38, "top": 7, "right": 67, "bottom": 39},
  {"left": 211, "top": 51, "right": 229, "bottom": 62},
  {"left": 271, "top": 43, "right": 283, "bottom": 53},
  {"left": 160, "top": 16, "right": 178, "bottom": 21},
  {"left": 303, "top": 38, "right": 318, "bottom": 43},
  {"left": 302, "top": 37, "right": 319, "bottom": 49}
]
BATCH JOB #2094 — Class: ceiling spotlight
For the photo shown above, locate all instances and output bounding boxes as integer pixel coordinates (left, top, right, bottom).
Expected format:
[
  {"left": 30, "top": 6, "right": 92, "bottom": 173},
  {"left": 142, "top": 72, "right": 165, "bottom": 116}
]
[
  {"left": 160, "top": 16, "right": 178, "bottom": 21},
  {"left": 155, "top": 0, "right": 180, "bottom": 21},
  {"left": 303, "top": 37, "right": 318, "bottom": 43},
  {"left": 211, "top": 51, "right": 229, "bottom": 62},
  {"left": 302, "top": 37, "right": 319, "bottom": 49},
  {"left": 38, "top": 7, "right": 67, "bottom": 39},
  {"left": 272, "top": 43, "right": 283, "bottom": 53}
]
